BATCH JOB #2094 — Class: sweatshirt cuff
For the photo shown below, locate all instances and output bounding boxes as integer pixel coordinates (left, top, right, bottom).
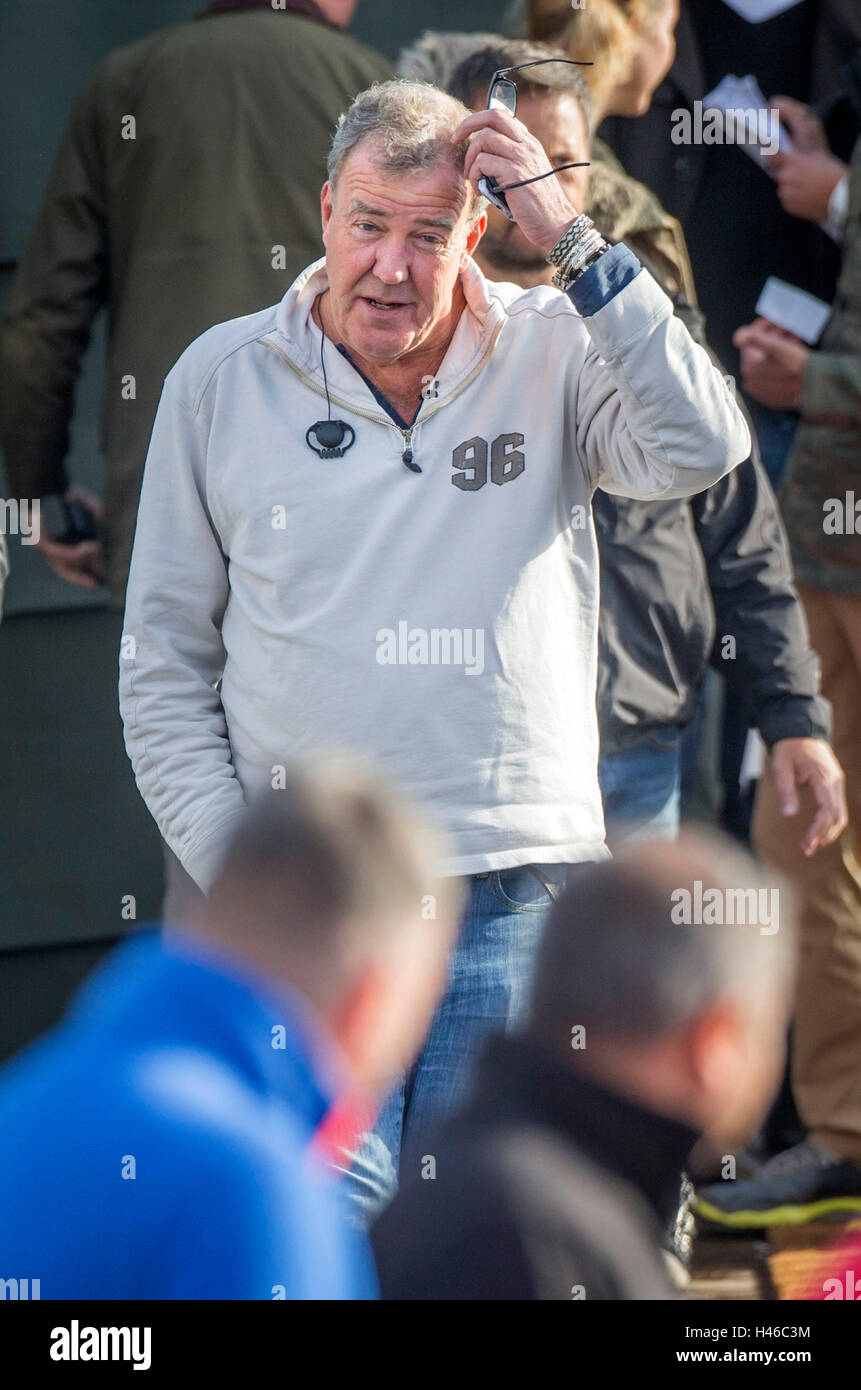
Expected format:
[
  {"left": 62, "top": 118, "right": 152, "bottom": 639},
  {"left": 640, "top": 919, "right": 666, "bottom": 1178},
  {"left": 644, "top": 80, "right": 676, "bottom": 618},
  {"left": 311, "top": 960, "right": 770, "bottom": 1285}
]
[
  {"left": 756, "top": 696, "right": 831, "bottom": 750},
  {"left": 565, "top": 243, "right": 642, "bottom": 317},
  {"left": 181, "top": 809, "right": 248, "bottom": 895}
]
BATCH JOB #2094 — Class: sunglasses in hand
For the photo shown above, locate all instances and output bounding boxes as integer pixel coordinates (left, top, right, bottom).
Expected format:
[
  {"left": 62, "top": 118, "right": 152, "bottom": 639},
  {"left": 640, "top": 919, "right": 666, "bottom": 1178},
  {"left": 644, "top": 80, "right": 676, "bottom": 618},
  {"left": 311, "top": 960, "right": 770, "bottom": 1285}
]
[{"left": 477, "top": 58, "right": 593, "bottom": 222}]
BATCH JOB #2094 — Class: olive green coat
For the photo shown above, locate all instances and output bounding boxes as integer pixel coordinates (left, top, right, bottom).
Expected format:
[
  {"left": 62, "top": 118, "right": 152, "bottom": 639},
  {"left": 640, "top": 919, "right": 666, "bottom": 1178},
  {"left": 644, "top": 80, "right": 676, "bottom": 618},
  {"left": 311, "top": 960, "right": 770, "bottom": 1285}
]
[
  {"left": 780, "top": 137, "right": 861, "bottom": 596},
  {"left": 0, "top": 10, "right": 391, "bottom": 605}
]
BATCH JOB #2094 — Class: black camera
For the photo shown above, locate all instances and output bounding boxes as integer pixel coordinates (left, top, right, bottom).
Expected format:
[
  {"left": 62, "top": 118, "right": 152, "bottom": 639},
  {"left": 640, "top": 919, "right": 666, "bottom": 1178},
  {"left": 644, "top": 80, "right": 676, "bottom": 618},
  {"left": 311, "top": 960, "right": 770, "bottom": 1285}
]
[{"left": 41, "top": 494, "right": 100, "bottom": 545}]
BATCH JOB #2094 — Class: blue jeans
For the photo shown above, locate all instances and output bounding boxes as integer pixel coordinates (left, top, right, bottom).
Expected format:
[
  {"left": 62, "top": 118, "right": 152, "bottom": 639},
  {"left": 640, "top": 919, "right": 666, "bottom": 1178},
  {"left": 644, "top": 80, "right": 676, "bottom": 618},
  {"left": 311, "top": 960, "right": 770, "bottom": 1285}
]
[
  {"left": 599, "top": 732, "right": 682, "bottom": 846},
  {"left": 748, "top": 401, "right": 798, "bottom": 491},
  {"left": 342, "top": 862, "right": 570, "bottom": 1220}
]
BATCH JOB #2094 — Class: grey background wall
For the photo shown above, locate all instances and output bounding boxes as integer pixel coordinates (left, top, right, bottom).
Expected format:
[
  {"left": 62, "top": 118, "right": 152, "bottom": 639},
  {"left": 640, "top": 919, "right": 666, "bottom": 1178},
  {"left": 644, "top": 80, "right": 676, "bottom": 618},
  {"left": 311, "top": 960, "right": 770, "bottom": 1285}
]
[{"left": 0, "top": 1, "right": 510, "bottom": 977}]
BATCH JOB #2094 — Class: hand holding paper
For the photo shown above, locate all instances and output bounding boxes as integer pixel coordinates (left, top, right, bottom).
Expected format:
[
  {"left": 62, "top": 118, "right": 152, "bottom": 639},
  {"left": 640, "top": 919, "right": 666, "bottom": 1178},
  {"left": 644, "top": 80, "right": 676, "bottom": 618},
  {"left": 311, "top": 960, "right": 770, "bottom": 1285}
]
[
  {"left": 733, "top": 317, "right": 810, "bottom": 410},
  {"left": 769, "top": 148, "right": 848, "bottom": 224},
  {"left": 702, "top": 74, "right": 790, "bottom": 167},
  {"left": 755, "top": 277, "right": 831, "bottom": 344},
  {"left": 768, "top": 96, "right": 829, "bottom": 153}
]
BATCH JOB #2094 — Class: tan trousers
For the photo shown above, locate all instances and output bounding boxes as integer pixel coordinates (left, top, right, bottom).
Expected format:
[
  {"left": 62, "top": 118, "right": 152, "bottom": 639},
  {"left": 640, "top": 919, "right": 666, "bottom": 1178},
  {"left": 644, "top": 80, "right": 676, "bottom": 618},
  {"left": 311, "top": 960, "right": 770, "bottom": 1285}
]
[{"left": 753, "top": 587, "right": 861, "bottom": 1161}]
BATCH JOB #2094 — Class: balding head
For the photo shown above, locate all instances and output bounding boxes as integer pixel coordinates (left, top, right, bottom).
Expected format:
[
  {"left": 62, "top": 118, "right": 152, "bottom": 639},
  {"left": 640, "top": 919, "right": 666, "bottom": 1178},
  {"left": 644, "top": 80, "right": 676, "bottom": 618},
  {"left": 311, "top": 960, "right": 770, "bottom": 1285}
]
[{"left": 528, "top": 832, "right": 797, "bottom": 1145}]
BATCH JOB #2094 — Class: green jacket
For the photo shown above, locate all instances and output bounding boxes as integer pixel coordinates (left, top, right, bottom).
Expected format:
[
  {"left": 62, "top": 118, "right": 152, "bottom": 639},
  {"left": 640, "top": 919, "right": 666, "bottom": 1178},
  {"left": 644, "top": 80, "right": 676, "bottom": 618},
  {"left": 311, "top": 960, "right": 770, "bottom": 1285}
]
[
  {"left": 0, "top": 9, "right": 391, "bottom": 606},
  {"left": 586, "top": 138, "right": 698, "bottom": 308},
  {"left": 780, "top": 137, "right": 861, "bottom": 596}
]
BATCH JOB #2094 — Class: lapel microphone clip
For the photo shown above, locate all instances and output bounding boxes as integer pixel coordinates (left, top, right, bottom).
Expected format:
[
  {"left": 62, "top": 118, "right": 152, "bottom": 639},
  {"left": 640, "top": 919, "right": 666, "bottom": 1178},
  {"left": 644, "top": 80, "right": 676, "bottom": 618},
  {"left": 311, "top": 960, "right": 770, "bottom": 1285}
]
[
  {"left": 308, "top": 292, "right": 357, "bottom": 461},
  {"left": 306, "top": 419, "right": 355, "bottom": 458}
]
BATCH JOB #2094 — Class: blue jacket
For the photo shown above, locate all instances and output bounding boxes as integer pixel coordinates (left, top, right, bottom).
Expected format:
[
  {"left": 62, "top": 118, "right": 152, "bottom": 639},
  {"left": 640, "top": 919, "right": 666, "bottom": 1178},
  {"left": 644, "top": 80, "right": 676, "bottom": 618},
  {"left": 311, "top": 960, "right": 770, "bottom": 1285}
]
[{"left": 0, "top": 930, "right": 376, "bottom": 1299}]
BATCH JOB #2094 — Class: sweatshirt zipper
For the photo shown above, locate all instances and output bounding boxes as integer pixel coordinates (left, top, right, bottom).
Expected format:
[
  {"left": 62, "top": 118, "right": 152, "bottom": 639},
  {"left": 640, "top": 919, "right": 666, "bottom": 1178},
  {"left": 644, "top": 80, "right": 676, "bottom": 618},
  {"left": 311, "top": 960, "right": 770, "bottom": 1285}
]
[
  {"left": 401, "top": 427, "right": 420, "bottom": 472},
  {"left": 261, "top": 323, "right": 504, "bottom": 471}
]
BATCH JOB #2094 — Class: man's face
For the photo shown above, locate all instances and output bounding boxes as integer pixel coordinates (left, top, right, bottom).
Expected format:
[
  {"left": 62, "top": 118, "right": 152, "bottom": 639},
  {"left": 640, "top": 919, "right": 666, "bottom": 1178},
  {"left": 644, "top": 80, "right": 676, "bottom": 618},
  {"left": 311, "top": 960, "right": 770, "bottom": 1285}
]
[
  {"left": 320, "top": 140, "right": 485, "bottom": 366},
  {"left": 471, "top": 90, "right": 590, "bottom": 285}
]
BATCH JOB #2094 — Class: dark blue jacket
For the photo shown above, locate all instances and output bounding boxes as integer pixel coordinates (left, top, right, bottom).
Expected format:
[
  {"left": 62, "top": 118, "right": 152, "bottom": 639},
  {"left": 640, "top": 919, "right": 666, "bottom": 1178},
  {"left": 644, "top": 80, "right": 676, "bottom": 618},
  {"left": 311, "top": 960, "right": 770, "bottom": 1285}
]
[{"left": 0, "top": 930, "right": 376, "bottom": 1299}]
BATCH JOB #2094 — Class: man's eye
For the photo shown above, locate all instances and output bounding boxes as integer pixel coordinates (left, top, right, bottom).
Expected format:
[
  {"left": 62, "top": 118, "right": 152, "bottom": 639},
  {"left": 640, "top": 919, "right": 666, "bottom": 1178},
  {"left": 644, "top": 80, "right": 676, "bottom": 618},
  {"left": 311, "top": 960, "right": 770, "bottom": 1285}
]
[
  {"left": 356, "top": 222, "right": 379, "bottom": 233},
  {"left": 419, "top": 234, "right": 443, "bottom": 246}
]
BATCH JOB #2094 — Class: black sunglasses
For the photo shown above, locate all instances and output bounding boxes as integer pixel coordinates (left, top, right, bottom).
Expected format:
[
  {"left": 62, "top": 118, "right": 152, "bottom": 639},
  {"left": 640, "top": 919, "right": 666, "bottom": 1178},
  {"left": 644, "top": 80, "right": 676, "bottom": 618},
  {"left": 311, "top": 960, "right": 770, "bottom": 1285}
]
[{"left": 477, "top": 58, "right": 593, "bottom": 221}]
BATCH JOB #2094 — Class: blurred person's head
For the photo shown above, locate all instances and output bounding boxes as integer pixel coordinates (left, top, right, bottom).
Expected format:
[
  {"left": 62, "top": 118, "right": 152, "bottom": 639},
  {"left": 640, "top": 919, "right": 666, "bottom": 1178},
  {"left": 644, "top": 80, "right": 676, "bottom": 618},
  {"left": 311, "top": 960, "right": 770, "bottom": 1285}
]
[
  {"left": 320, "top": 0, "right": 360, "bottom": 24},
  {"left": 527, "top": 0, "right": 679, "bottom": 122},
  {"left": 448, "top": 39, "right": 592, "bottom": 288},
  {"left": 204, "top": 0, "right": 359, "bottom": 23},
  {"left": 321, "top": 81, "right": 487, "bottom": 369},
  {"left": 396, "top": 29, "right": 506, "bottom": 89},
  {"left": 527, "top": 832, "right": 796, "bottom": 1150},
  {"left": 182, "top": 756, "right": 461, "bottom": 1095}
]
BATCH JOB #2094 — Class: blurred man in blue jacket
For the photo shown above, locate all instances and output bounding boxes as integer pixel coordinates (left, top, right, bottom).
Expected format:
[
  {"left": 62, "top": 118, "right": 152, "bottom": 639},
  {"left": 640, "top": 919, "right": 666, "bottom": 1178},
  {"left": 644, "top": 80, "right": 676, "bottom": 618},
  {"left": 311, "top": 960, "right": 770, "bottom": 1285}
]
[{"left": 0, "top": 759, "right": 457, "bottom": 1299}]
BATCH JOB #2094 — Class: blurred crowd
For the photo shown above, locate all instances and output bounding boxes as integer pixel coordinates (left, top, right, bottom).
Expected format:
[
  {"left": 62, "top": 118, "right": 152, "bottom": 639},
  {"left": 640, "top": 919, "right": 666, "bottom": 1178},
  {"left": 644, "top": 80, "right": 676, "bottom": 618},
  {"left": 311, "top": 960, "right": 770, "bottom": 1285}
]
[{"left": 0, "top": 0, "right": 860, "bottom": 1301}]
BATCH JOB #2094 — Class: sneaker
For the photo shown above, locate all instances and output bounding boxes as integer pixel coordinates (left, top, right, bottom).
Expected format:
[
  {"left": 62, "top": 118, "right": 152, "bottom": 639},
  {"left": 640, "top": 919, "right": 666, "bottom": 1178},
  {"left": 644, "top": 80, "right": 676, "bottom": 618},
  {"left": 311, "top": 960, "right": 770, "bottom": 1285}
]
[{"left": 694, "top": 1141, "right": 861, "bottom": 1230}]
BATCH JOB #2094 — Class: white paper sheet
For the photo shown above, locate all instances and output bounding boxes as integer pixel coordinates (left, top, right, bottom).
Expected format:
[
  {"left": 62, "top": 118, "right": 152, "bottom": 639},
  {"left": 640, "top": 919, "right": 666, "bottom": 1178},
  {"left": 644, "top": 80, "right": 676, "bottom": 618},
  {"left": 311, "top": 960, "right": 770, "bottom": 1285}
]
[
  {"left": 739, "top": 729, "right": 766, "bottom": 793},
  {"left": 755, "top": 277, "right": 832, "bottom": 344},
  {"left": 702, "top": 74, "right": 793, "bottom": 170},
  {"left": 720, "top": 0, "right": 805, "bottom": 22}
]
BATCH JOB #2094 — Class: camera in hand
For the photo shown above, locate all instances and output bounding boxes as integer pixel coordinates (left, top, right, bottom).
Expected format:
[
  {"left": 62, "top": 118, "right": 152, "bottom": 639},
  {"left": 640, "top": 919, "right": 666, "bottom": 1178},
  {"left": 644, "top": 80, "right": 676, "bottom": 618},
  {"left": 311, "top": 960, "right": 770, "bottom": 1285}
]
[{"left": 42, "top": 495, "right": 100, "bottom": 545}]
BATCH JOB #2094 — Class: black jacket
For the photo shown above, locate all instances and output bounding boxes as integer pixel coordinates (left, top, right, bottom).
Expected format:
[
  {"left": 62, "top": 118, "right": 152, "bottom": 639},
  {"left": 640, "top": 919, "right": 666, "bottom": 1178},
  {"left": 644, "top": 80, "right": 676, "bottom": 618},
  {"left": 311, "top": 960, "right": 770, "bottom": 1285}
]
[
  {"left": 596, "top": 454, "right": 830, "bottom": 755},
  {"left": 595, "top": 288, "right": 830, "bottom": 757},
  {"left": 371, "top": 1035, "right": 695, "bottom": 1301}
]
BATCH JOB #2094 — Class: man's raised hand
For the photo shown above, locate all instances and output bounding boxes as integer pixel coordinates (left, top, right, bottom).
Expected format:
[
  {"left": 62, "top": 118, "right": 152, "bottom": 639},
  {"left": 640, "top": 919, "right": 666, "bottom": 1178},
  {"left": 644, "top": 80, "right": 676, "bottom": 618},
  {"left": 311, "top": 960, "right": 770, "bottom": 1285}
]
[{"left": 451, "top": 107, "right": 580, "bottom": 255}]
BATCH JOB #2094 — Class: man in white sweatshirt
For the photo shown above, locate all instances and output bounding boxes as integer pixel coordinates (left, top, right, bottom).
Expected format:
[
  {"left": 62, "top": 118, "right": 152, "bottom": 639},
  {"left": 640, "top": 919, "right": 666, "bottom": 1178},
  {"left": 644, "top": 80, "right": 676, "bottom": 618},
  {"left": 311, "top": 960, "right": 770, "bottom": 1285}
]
[{"left": 120, "top": 78, "right": 749, "bottom": 1212}]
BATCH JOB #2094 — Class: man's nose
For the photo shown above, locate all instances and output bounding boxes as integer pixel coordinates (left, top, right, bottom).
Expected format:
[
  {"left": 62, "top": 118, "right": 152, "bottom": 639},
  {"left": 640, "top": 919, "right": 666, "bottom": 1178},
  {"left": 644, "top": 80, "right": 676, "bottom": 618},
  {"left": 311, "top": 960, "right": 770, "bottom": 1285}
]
[{"left": 373, "top": 235, "right": 410, "bottom": 284}]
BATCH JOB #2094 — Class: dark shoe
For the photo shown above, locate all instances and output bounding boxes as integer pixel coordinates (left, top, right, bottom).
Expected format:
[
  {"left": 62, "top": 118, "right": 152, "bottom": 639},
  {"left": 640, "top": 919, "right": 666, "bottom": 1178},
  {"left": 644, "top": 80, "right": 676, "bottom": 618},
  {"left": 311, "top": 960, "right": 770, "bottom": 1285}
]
[
  {"left": 688, "top": 1142, "right": 763, "bottom": 1185},
  {"left": 694, "top": 1141, "right": 861, "bottom": 1230}
]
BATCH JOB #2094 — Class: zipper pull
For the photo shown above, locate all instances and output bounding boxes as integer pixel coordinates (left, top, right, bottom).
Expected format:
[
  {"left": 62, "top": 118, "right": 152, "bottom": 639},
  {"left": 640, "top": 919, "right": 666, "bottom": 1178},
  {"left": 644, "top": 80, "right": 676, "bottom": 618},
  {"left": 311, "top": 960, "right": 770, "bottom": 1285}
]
[{"left": 402, "top": 430, "right": 421, "bottom": 473}]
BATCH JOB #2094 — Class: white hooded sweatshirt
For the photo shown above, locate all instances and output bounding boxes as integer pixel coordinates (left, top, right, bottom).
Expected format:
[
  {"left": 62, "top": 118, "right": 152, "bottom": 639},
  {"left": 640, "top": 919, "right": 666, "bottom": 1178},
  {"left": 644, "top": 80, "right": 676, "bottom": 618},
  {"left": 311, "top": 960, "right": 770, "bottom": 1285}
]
[{"left": 120, "top": 254, "right": 749, "bottom": 889}]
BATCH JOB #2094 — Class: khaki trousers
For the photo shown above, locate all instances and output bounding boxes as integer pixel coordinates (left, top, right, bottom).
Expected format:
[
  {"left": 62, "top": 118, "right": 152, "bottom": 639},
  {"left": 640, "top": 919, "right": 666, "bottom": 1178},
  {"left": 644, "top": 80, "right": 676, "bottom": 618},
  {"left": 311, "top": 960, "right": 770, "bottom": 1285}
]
[{"left": 753, "top": 587, "right": 861, "bottom": 1160}]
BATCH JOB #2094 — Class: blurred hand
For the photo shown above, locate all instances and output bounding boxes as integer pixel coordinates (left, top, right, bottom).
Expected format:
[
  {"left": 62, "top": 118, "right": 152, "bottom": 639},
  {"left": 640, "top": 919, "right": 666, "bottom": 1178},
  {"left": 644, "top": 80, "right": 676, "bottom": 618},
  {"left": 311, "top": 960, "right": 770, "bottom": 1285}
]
[
  {"left": 733, "top": 318, "right": 809, "bottom": 408},
  {"left": 451, "top": 107, "right": 582, "bottom": 254},
  {"left": 769, "top": 738, "right": 848, "bottom": 856},
  {"left": 769, "top": 148, "right": 847, "bottom": 223},
  {"left": 34, "top": 485, "right": 104, "bottom": 590},
  {"left": 769, "top": 96, "right": 828, "bottom": 152}
]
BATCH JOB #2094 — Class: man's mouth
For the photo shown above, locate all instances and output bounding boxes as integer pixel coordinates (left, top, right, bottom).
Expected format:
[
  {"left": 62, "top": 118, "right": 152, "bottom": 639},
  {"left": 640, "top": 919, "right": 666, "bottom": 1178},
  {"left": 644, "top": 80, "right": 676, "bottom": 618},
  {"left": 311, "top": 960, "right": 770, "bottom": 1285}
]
[{"left": 362, "top": 296, "right": 410, "bottom": 312}]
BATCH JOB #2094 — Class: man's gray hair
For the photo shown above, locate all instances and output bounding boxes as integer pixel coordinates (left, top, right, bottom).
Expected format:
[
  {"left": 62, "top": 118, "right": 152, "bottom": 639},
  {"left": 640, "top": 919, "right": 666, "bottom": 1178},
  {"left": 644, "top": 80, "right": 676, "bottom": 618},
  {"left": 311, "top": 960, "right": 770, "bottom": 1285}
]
[
  {"left": 327, "top": 80, "right": 484, "bottom": 226},
  {"left": 529, "top": 831, "right": 797, "bottom": 1050}
]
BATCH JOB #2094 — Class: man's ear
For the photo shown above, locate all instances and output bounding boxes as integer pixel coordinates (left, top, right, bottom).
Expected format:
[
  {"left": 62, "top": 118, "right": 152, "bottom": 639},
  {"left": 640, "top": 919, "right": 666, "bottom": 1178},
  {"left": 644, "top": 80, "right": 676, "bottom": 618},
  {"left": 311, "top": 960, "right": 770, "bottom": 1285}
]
[
  {"left": 688, "top": 999, "right": 742, "bottom": 1096},
  {"left": 321, "top": 181, "right": 334, "bottom": 245},
  {"left": 328, "top": 962, "right": 391, "bottom": 1083},
  {"left": 462, "top": 210, "right": 487, "bottom": 268}
]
